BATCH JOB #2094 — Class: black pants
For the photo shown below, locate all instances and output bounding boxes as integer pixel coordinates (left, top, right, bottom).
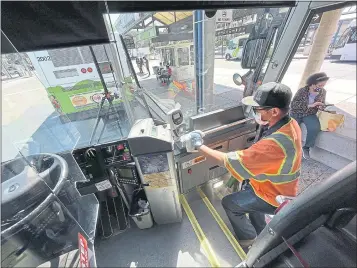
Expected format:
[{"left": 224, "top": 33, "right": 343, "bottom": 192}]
[{"left": 221, "top": 184, "right": 276, "bottom": 240}]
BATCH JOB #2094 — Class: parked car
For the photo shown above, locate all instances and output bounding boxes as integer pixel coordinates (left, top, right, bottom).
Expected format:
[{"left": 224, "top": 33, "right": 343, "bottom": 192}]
[{"left": 225, "top": 34, "right": 249, "bottom": 60}]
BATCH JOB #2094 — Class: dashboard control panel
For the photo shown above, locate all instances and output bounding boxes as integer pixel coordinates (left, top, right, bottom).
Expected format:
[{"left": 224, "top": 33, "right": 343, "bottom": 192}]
[
  {"left": 101, "top": 141, "right": 132, "bottom": 165},
  {"left": 108, "top": 165, "right": 139, "bottom": 186},
  {"left": 72, "top": 140, "right": 140, "bottom": 195}
]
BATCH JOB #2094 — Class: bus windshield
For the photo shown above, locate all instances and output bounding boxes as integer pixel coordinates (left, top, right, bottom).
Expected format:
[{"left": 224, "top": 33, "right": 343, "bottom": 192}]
[
  {"left": 2, "top": 6, "right": 290, "bottom": 162},
  {"left": 335, "top": 27, "right": 355, "bottom": 48}
]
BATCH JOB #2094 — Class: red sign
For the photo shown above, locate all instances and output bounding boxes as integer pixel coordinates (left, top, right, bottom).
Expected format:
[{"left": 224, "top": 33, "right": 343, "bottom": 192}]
[
  {"left": 87, "top": 67, "right": 93, "bottom": 73},
  {"left": 78, "top": 233, "right": 90, "bottom": 268},
  {"left": 92, "top": 93, "right": 102, "bottom": 103},
  {"left": 81, "top": 68, "right": 87, "bottom": 73}
]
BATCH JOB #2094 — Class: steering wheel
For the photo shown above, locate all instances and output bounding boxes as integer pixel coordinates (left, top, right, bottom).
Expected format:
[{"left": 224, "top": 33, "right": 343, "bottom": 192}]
[{"left": 1, "top": 153, "right": 69, "bottom": 237}]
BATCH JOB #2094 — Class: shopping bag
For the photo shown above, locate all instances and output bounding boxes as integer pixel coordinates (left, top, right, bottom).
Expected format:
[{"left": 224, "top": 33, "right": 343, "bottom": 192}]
[{"left": 317, "top": 110, "right": 345, "bottom": 132}]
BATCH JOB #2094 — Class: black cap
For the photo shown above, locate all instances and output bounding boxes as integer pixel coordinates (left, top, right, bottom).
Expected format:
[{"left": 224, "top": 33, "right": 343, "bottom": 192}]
[
  {"left": 241, "top": 82, "right": 292, "bottom": 109},
  {"left": 306, "top": 72, "right": 329, "bottom": 86}
]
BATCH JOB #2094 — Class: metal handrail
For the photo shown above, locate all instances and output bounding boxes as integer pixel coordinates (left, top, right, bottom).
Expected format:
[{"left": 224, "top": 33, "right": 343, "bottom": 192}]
[{"left": 203, "top": 117, "right": 254, "bottom": 136}]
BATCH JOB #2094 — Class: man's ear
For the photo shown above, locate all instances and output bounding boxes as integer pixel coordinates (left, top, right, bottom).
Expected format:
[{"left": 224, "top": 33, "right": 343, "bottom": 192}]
[{"left": 272, "top": 108, "right": 280, "bottom": 116}]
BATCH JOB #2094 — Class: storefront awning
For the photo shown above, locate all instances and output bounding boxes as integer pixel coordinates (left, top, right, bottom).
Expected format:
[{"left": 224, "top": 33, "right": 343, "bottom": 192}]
[{"left": 154, "top": 12, "right": 193, "bottom": 25}]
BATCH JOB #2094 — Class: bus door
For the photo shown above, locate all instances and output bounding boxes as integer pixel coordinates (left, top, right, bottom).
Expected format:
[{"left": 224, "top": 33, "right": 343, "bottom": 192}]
[{"left": 175, "top": 44, "right": 194, "bottom": 81}]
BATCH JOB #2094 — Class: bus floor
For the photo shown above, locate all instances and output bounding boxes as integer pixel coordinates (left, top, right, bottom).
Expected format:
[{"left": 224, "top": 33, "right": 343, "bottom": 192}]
[
  {"left": 95, "top": 159, "right": 336, "bottom": 267},
  {"left": 95, "top": 177, "right": 245, "bottom": 267}
]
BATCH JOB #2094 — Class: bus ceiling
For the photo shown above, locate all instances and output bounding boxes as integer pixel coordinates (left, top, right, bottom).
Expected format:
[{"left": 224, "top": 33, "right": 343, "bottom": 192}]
[{"left": 1, "top": 1, "right": 296, "bottom": 54}]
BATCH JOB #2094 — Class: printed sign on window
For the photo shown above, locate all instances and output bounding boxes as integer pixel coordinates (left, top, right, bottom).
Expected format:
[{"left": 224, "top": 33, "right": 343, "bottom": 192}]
[
  {"left": 216, "top": 10, "right": 232, "bottom": 23},
  {"left": 78, "top": 233, "right": 90, "bottom": 268}
]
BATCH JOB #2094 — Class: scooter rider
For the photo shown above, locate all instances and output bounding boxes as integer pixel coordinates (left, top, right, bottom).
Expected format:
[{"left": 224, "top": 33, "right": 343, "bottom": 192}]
[{"left": 183, "top": 82, "right": 302, "bottom": 248}]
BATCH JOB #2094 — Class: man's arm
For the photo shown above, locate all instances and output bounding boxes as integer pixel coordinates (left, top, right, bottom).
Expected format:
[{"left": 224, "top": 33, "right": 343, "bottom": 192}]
[{"left": 198, "top": 145, "right": 226, "bottom": 166}]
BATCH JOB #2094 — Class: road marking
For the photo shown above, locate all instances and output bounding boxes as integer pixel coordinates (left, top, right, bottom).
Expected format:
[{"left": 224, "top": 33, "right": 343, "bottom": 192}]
[
  {"left": 179, "top": 194, "right": 220, "bottom": 267},
  {"left": 3, "top": 88, "right": 43, "bottom": 96},
  {"left": 197, "top": 187, "right": 247, "bottom": 261}
]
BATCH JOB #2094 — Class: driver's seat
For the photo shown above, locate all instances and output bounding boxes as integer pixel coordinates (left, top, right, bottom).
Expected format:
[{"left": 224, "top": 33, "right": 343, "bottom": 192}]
[{"left": 241, "top": 161, "right": 356, "bottom": 267}]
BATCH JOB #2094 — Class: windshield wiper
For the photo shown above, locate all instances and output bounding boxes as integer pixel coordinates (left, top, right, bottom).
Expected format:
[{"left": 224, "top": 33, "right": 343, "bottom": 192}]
[
  {"left": 118, "top": 34, "right": 166, "bottom": 126},
  {"left": 89, "top": 45, "right": 123, "bottom": 145}
]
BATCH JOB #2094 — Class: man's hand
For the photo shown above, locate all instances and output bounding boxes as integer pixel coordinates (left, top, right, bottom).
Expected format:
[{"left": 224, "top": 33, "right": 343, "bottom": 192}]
[{"left": 181, "top": 130, "right": 205, "bottom": 152}]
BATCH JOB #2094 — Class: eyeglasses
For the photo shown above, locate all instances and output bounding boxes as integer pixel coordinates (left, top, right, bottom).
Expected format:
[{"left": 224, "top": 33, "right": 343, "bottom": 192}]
[{"left": 252, "top": 106, "right": 273, "bottom": 113}]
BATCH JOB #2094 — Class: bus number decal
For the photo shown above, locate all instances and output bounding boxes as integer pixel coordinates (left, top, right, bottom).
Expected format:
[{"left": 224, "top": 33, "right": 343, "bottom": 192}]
[{"left": 37, "top": 56, "right": 51, "bottom": 62}]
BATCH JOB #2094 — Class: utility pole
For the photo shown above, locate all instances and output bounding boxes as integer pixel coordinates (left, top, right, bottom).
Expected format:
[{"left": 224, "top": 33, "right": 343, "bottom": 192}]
[
  {"left": 298, "top": 9, "right": 342, "bottom": 89},
  {"left": 193, "top": 11, "right": 216, "bottom": 113}
]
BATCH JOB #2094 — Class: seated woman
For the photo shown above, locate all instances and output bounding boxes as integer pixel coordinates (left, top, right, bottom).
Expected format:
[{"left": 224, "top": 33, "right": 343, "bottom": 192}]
[
  {"left": 156, "top": 62, "right": 164, "bottom": 80},
  {"left": 290, "top": 72, "right": 329, "bottom": 159},
  {"left": 160, "top": 65, "right": 172, "bottom": 85}
]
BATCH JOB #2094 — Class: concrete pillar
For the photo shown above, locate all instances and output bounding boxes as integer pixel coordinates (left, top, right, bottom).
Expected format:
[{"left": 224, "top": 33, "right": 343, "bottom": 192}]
[
  {"left": 298, "top": 9, "right": 342, "bottom": 88},
  {"left": 193, "top": 10, "right": 216, "bottom": 113}
]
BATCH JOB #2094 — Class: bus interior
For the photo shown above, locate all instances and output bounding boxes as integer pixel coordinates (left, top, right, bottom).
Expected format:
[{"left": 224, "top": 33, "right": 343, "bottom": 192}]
[{"left": 1, "top": 1, "right": 356, "bottom": 268}]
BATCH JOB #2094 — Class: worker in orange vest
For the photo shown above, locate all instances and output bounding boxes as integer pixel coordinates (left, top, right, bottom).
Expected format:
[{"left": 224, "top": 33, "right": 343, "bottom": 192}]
[{"left": 183, "top": 82, "right": 302, "bottom": 248}]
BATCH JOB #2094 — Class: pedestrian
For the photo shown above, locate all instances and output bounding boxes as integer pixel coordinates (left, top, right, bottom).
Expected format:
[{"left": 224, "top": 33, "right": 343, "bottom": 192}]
[
  {"left": 290, "top": 72, "right": 329, "bottom": 159},
  {"left": 182, "top": 82, "right": 302, "bottom": 248},
  {"left": 166, "top": 65, "right": 172, "bottom": 77},
  {"left": 136, "top": 57, "right": 141, "bottom": 73},
  {"left": 139, "top": 57, "right": 144, "bottom": 74},
  {"left": 143, "top": 56, "right": 150, "bottom": 75},
  {"left": 165, "top": 64, "right": 172, "bottom": 84},
  {"left": 49, "top": 95, "right": 63, "bottom": 115}
]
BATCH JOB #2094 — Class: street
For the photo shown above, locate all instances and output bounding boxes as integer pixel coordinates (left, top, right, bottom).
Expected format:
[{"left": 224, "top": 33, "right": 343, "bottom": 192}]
[
  {"left": 214, "top": 57, "right": 356, "bottom": 102},
  {"left": 2, "top": 58, "right": 356, "bottom": 162}
]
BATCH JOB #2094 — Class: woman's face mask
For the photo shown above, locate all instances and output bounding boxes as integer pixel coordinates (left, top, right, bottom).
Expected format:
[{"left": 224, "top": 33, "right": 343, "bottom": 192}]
[{"left": 313, "top": 81, "right": 326, "bottom": 92}]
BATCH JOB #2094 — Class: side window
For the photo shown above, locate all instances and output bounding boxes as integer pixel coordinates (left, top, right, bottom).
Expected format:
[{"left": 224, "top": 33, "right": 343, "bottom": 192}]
[
  {"left": 347, "top": 28, "right": 356, "bottom": 44},
  {"left": 177, "top": 47, "right": 189, "bottom": 66},
  {"left": 238, "top": 38, "right": 247, "bottom": 47},
  {"left": 228, "top": 40, "right": 234, "bottom": 50},
  {"left": 335, "top": 28, "right": 352, "bottom": 48},
  {"left": 163, "top": 48, "right": 175, "bottom": 66}
]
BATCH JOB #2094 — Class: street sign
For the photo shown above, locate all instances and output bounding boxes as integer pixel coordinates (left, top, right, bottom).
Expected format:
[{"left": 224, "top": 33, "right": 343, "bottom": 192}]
[
  {"left": 311, "top": 13, "right": 322, "bottom": 24},
  {"left": 215, "top": 24, "right": 253, "bottom": 37},
  {"left": 216, "top": 10, "right": 232, "bottom": 23}
]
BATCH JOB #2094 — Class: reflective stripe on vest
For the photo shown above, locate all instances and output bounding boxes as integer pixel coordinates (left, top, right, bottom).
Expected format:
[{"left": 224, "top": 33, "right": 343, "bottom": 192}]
[
  {"left": 254, "top": 170, "right": 300, "bottom": 183},
  {"left": 225, "top": 152, "right": 253, "bottom": 180},
  {"left": 268, "top": 132, "right": 297, "bottom": 174},
  {"left": 227, "top": 132, "right": 299, "bottom": 184}
]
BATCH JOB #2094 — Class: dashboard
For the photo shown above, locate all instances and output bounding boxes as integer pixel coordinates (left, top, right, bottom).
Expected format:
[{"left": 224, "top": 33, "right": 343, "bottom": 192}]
[{"left": 72, "top": 140, "right": 140, "bottom": 195}]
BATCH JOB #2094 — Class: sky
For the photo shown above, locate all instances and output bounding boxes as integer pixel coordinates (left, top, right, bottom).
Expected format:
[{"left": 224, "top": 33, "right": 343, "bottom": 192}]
[{"left": 110, "top": 14, "right": 120, "bottom": 23}]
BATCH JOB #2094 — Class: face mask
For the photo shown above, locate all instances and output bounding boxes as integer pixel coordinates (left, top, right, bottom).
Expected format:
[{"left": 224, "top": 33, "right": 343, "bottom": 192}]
[
  {"left": 314, "top": 87, "right": 321, "bottom": 92},
  {"left": 253, "top": 112, "right": 270, "bottom": 125}
]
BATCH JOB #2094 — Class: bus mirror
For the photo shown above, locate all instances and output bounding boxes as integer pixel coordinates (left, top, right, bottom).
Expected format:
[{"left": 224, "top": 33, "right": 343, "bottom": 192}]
[
  {"left": 233, "top": 73, "right": 243, "bottom": 86},
  {"left": 241, "top": 38, "right": 266, "bottom": 69}
]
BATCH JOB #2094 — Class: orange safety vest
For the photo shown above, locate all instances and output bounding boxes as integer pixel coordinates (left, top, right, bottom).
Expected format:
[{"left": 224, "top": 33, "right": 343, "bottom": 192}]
[{"left": 224, "top": 118, "right": 302, "bottom": 207}]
